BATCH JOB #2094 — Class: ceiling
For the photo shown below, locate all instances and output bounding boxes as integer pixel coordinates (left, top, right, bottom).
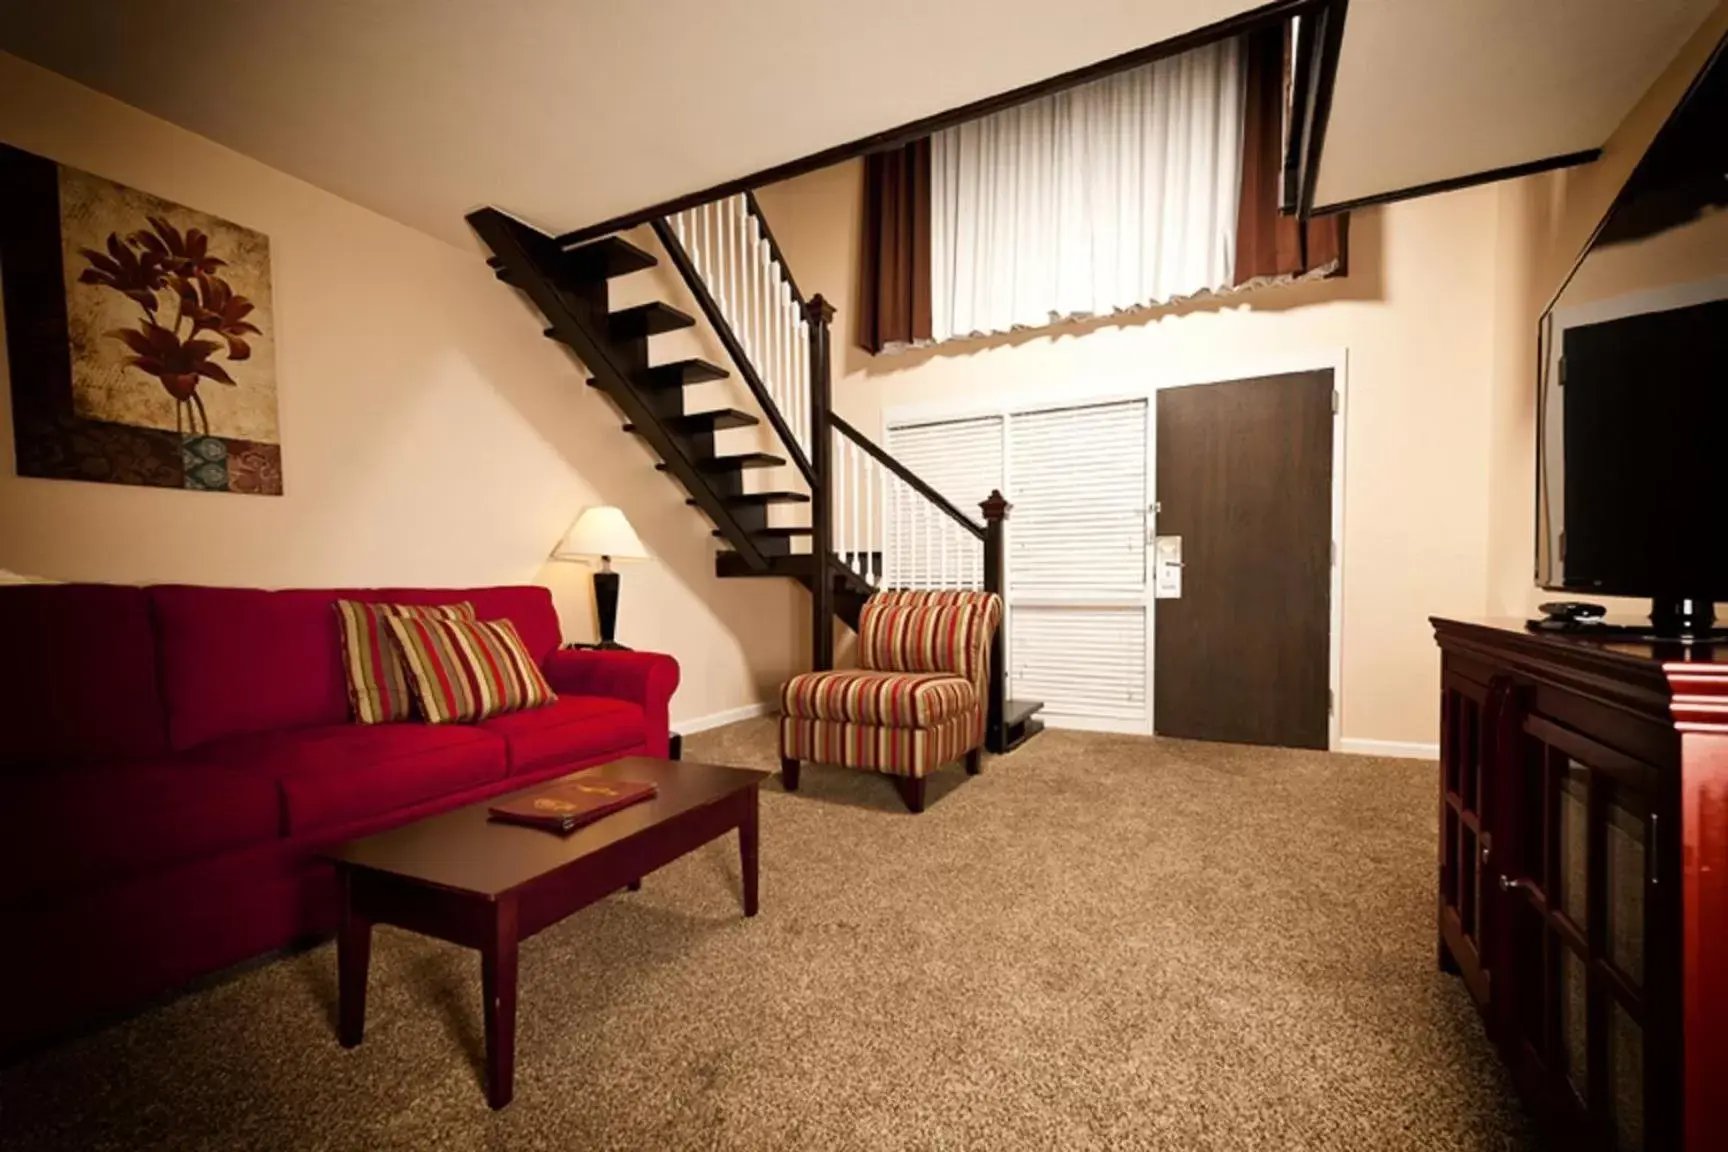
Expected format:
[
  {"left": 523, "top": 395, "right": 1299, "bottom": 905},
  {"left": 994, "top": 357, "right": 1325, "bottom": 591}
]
[
  {"left": 0, "top": 0, "right": 1719, "bottom": 249},
  {"left": 0, "top": 0, "right": 1260, "bottom": 248},
  {"left": 1313, "top": 0, "right": 1718, "bottom": 210}
]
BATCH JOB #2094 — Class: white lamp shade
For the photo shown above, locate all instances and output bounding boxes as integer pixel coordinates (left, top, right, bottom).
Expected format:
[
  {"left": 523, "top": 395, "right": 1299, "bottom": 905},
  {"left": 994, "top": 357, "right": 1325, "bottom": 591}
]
[{"left": 554, "top": 506, "right": 648, "bottom": 562}]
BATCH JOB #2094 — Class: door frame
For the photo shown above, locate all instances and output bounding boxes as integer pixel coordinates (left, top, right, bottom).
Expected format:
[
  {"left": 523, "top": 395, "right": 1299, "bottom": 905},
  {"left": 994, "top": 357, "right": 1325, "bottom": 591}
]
[{"left": 882, "top": 347, "right": 1349, "bottom": 751}]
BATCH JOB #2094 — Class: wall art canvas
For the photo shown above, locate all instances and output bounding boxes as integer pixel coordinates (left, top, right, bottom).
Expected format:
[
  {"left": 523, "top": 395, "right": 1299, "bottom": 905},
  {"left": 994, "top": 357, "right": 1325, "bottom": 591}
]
[{"left": 0, "top": 144, "right": 282, "bottom": 494}]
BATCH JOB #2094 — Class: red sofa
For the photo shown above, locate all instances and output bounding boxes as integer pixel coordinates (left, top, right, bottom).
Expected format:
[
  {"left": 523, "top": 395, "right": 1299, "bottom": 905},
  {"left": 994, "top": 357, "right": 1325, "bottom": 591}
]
[{"left": 0, "top": 582, "right": 679, "bottom": 1055}]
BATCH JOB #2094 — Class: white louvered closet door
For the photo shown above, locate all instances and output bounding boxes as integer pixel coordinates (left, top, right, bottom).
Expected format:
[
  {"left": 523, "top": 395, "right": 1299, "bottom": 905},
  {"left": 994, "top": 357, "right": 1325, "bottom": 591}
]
[
  {"left": 1007, "top": 400, "right": 1150, "bottom": 732},
  {"left": 883, "top": 416, "right": 1005, "bottom": 589}
]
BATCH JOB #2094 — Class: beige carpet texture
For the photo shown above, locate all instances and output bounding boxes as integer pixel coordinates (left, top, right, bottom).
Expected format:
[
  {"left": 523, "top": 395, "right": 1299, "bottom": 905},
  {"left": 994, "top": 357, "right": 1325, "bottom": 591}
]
[{"left": 0, "top": 720, "right": 1531, "bottom": 1151}]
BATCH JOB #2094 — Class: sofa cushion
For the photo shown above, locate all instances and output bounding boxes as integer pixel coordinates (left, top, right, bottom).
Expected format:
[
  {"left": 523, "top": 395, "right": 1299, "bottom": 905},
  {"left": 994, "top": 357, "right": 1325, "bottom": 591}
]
[
  {"left": 204, "top": 723, "right": 508, "bottom": 834},
  {"left": 782, "top": 669, "right": 977, "bottom": 728},
  {"left": 151, "top": 586, "right": 352, "bottom": 750},
  {"left": 479, "top": 695, "right": 647, "bottom": 775},
  {"left": 388, "top": 616, "right": 556, "bottom": 723},
  {"left": 0, "top": 759, "right": 281, "bottom": 900},
  {"left": 0, "top": 584, "right": 169, "bottom": 770},
  {"left": 335, "top": 600, "right": 475, "bottom": 724}
]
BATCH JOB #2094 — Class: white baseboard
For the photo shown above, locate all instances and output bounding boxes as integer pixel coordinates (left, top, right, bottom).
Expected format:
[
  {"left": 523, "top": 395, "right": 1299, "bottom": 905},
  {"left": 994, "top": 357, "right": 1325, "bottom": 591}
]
[
  {"left": 671, "top": 702, "right": 771, "bottom": 736},
  {"left": 1339, "top": 737, "right": 1440, "bottom": 760}
]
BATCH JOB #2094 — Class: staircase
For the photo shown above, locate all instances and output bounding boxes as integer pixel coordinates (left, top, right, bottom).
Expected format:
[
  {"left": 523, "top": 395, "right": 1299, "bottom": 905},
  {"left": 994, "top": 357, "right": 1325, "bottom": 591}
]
[{"left": 468, "top": 193, "right": 1043, "bottom": 753}]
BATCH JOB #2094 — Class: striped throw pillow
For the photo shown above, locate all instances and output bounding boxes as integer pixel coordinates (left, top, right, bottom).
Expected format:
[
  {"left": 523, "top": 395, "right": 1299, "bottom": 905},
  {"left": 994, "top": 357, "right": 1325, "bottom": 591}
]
[
  {"left": 385, "top": 615, "right": 556, "bottom": 724},
  {"left": 335, "top": 600, "right": 476, "bottom": 724}
]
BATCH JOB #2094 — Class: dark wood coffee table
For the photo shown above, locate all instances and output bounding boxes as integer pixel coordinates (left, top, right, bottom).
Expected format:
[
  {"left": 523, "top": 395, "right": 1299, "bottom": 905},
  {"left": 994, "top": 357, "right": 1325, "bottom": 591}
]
[{"left": 326, "top": 755, "right": 768, "bottom": 1109}]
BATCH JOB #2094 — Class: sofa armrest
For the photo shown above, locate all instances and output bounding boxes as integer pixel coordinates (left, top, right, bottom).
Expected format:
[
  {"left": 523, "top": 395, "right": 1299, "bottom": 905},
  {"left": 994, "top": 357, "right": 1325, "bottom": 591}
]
[{"left": 542, "top": 649, "right": 680, "bottom": 758}]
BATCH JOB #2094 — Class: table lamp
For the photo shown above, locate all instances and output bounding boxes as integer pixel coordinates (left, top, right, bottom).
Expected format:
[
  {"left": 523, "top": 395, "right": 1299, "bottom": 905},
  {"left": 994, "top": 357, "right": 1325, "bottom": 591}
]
[{"left": 554, "top": 506, "right": 648, "bottom": 649}]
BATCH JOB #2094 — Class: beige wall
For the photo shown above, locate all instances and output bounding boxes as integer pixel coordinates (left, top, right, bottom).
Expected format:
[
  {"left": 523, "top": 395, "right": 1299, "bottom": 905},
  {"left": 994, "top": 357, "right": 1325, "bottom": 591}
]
[
  {"left": 757, "top": 165, "right": 1504, "bottom": 748},
  {"left": 1485, "top": 3, "right": 1728, "bottom": 618},
  {"left": 1562, "top": 207, "right": 1728, "bottom": 308},
  {"left": 0, "top": 52, "right": 804, "bottom": 726}
]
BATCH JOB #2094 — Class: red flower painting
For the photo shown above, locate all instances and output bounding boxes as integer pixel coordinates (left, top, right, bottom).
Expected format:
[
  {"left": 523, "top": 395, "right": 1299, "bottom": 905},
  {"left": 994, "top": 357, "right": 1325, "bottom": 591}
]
[{"left": 78, "top": 216, "right": 257, "bottom": 437}]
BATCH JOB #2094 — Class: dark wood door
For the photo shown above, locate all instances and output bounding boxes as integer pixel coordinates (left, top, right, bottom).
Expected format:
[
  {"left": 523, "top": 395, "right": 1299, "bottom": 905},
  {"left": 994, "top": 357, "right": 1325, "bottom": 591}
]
[{"left": 1153, "top": 371, "right": 1333, "bottom": 748}]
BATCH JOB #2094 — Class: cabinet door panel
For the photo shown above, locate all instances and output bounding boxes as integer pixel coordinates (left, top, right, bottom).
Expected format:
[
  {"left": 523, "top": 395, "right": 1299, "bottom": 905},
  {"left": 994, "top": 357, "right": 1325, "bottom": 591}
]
[
  {"left": 1439, "top": 670, "right": 1497, "bottom": 1006},
  {"left": 1501, "top": 712, "right": 1660, "bottom": 1151}
]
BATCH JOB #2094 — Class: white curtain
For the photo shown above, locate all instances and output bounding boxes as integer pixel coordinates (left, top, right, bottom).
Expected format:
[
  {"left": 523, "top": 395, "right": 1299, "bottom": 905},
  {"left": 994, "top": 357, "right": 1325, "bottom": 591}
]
[{"left": 931, "top": 38, "right": 1245, "bottom": 343}]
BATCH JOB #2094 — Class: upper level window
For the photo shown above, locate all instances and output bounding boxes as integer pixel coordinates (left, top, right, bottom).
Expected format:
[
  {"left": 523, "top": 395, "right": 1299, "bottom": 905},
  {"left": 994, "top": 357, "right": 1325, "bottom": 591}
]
[{"left": 857, "top": 23, "right": 1347, "bottom": 353}]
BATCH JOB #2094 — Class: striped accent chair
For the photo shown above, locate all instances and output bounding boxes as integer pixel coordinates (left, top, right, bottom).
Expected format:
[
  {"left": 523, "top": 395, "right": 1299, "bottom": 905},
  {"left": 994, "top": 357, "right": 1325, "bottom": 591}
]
[{"left": 780, "top": 589, "right": 1003, "bottom": 812}]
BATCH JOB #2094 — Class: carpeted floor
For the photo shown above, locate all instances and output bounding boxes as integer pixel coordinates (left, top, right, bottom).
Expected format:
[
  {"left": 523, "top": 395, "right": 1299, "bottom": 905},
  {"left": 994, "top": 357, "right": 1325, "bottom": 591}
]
[{"left": 0, "top": 720, "right": 1531, "bottom": 1151}]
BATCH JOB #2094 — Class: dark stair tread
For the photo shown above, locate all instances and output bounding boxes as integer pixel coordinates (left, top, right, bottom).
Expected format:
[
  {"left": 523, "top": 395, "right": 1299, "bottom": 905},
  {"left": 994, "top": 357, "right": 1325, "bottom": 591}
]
[
  {"left": 625, "top": 408, "right": 759, "bottom": 435},
  {"left": 589, "top": 358, "right": 732, "bottom": 395},
  {"left": 659, "top": 452, "right": 784, "bottom": 474},
  {"left": 711, "top": 526, "right": 813, "bottom": 539},
  {"left": 609, "top": 301, "right": 695, "bottom": 339},
  {"left": 688, "top": 491, "right": 811, "bottom": 507},
  {"left": 562, "top": 236, "right": 657, "bottom": 281},
  {"left": 637, "top": 359, "right": 730, "bottom": 390},
  {"left": 716, "top": 550, "right": 878, "bottom": 583}
]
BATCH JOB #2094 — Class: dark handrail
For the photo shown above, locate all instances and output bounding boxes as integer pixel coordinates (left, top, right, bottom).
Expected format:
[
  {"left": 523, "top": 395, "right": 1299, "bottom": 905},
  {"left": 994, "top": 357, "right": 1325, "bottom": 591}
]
[
  {"left": 651, "top": 218, "right": 817, "bottom": 487},
  {"left": 742, "top": 191, "right": 806, "bottom": 306},
  {"left": 830, "top": 414, "right": 986, "bottom": 541}
]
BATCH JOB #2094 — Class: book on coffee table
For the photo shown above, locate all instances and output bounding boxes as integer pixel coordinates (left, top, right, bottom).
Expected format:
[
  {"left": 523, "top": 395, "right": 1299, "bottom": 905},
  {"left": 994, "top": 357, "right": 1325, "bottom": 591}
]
[{"left": 488, "top": 778, "right": 657, "bottom": 834}]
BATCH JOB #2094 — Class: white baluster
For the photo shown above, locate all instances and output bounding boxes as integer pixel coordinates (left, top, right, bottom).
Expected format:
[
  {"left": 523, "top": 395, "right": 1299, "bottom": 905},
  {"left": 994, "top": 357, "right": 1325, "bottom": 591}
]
[
  {"left": 691, "top": 208, "right": 707, "bottom": 284},
  {"left": 898, "top": 482, "right": 910, "bottom": 590},
  {"left": 798, "top": 318, "right": 811, "bottom": 455},
  {"left": 755, "top": 230, "right": 768, "bottom": 377},
  {"left": 748, "top": 210, "right": 761, "bottom": 371},
  {"left": 697, "top": 203, "right": 712, "bottom": 305},
  {"left": 745, "top": 211, "right": 759, "bottom": 364},
  {"left": 716, "top": 198, "right": 729, "bottom": 326},
  {"left": 738, "top": 197, "right": 752, "bottom": 359},
  {"left": 866, "top": 454, "right": 876, "bottom": 586},
  {"left": 691, "top": 206, "right": 705, "bottom": 285},
  {"left": 774, "top": 283, "right": 787, "bottom": 428},
  {"left": 785, "top": 286, "right": 799, "bottom": 454},
  {"left": 847, "top": 439, "right": 858, "bottom": 575},
  {"left": 726, "top": 199, "right": 737, "bottom": 337},
  {"left": 791, "top": 319, "right": 803, "bottom": 454},
  {"left": 708, "top": 200, "right": 724, "bottom": 316},
  {"left": 890, "top": 475, "right": 902, "bottom": 588},
  {"left": 761, "top": 242, "right": 774, "bottom": 403},
  {"left": 829, "top": 431, "right": 843, "bottom": 573}
]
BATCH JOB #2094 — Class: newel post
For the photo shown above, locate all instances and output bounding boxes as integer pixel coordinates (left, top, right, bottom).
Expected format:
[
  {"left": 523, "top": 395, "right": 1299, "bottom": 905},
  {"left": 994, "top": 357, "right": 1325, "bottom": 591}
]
[
  {"left": 981, "top": 489, "right": 1011, "bottom": 752},
  {"left": 804, "top": 294, "right": 836, "bottom": 671}
]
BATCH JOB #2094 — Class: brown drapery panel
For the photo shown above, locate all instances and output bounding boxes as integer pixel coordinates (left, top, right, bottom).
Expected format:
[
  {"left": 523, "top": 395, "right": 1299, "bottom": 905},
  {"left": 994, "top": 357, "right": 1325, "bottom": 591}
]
[
  {"left": 1234, "top": 21, "right": 1347, "bottom": 284},
  {"left": 857, "top": 138, "right": 932, "bottom": 353}
]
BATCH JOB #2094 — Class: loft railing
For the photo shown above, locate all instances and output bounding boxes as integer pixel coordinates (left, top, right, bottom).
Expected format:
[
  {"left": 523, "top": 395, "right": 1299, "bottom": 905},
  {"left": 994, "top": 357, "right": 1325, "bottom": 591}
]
[
  {"left": 650, "top": 189, "right": 1010, "bottom": 742},
  {"left": 655, "top": 193, "right": 813, "bottom": 477},
  {"left": 829, "top": 415, "right": 990, "bottom": 590}
]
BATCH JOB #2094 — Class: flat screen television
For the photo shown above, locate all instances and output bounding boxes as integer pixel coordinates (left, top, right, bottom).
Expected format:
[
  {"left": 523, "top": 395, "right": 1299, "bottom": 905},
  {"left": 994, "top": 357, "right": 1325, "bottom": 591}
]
[{"left": 1536, "top": 34, "right": 1728, "bottom": 636}]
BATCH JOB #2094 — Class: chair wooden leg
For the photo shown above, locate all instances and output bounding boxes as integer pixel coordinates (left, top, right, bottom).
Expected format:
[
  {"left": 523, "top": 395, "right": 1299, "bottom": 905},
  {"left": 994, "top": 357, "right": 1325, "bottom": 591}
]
[
  {"left": 780, "top": 757, "right": 801, "bottom": 792},
  {"left": 893, "top": 774, "right": 927, "bottom": 813},
  {"left": 964, "top": 747, "right": 983, "bottom": 775}
]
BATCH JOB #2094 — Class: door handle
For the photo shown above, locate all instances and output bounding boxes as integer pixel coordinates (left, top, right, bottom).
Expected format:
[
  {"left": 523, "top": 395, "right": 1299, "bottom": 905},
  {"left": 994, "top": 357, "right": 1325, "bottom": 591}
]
[{"left": 1497, "top": 875, "right": 1539, "bottom": 898}]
